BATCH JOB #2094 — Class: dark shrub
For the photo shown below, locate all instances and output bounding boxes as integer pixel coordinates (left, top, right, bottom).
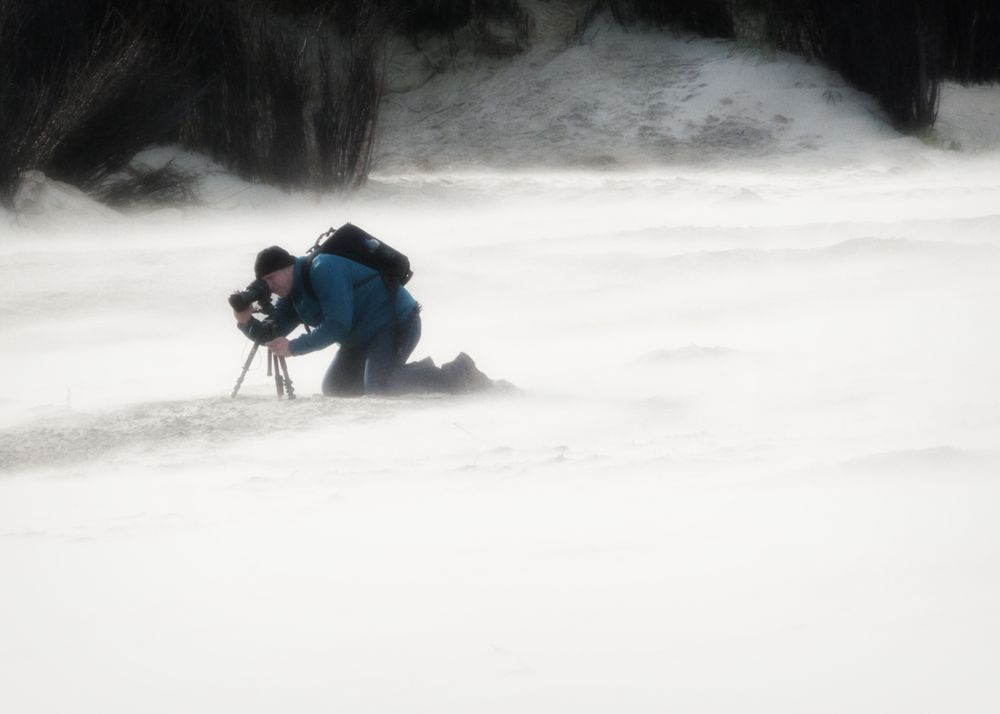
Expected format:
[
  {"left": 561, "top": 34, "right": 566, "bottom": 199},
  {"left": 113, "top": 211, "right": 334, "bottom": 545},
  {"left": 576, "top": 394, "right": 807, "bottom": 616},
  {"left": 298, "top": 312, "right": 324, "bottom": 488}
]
[
  {"left": 736, "top": 0, "right": 942, "bottom": 131},
  {"left": 610, "top": 0, "right": 735, "bottom": 38},
  {"left": 1, "top": 0, "right": 387, "bottom": 206},
  {"left": 0, "top": 0, "right": 196, "bottom": 205},
  {"left": 943, "top": 0, "right": 1000, "bottom": 83}
]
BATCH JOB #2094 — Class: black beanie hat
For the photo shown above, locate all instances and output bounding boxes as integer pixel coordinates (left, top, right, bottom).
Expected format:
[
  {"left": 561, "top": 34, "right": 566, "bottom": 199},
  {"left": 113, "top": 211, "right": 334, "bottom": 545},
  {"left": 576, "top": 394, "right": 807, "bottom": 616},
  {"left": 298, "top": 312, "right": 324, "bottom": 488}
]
[{"left": 254, "top": 246, "right": 295, "bottom": 279}]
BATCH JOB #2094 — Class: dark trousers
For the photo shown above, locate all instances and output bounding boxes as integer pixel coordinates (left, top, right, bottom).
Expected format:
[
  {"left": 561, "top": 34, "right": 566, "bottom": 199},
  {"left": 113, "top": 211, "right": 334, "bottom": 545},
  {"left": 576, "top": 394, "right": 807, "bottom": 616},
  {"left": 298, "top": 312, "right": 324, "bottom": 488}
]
[{"left": 321, "top": 313, "right": 452, "bottom": 396}]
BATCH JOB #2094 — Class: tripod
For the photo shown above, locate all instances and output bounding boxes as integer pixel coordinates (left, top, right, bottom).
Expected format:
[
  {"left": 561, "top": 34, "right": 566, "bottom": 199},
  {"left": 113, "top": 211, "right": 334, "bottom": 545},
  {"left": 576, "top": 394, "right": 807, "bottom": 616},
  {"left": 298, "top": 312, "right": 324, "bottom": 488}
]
[{"left": 231, "top": 340, "right": 296, "bottom": 399}]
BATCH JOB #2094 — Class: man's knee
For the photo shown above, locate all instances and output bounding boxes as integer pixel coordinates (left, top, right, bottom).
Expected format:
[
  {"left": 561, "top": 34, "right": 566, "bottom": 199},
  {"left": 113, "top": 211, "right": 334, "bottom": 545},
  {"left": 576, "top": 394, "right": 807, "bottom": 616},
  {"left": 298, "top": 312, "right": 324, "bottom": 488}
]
[
  {"left": 362, "top": 366, "right": 395, "bottom": 396},
  {"left": 323, "top": 347, "right": 366, "bottom": 396}
]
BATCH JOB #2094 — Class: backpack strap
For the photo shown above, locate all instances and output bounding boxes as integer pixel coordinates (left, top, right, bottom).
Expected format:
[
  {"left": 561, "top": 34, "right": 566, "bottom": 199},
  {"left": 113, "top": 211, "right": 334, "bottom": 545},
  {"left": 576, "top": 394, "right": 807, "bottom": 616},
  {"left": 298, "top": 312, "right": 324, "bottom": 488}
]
[
  {"left": 379, "top": 274, "right": 405, "bottom": 357},
  {"left": 301, "top": 255, "right": 316, "bottom": 300}
]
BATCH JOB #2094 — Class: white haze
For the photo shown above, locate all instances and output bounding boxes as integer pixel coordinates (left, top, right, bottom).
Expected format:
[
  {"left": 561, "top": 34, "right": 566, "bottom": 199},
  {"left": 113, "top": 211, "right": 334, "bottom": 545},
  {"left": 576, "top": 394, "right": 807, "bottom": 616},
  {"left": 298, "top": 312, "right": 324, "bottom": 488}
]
[{"left": 2, "top": 19, "right": 1000, "bottom": 714}]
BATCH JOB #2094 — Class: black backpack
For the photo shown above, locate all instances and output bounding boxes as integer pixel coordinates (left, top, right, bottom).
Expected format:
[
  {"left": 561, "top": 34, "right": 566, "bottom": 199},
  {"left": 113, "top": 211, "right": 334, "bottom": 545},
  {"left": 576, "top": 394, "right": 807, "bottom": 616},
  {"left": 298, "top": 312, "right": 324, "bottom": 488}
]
[{"left": 301, "top": 223, "right": 412, "bottom": 301}]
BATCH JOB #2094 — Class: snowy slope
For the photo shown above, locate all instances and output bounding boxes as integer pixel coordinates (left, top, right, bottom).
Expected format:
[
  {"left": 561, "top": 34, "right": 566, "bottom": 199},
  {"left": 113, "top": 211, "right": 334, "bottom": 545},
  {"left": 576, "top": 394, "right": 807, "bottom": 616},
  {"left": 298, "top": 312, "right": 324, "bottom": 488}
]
[
  {"left": 377, "top": 14, "right": 999, "bottom": 171},
  {"left": 378, "top": 17, "right": 905, "bottom": 172},
  {"left": 2, "top": 17, "right": 1000, "bottom": 714}
]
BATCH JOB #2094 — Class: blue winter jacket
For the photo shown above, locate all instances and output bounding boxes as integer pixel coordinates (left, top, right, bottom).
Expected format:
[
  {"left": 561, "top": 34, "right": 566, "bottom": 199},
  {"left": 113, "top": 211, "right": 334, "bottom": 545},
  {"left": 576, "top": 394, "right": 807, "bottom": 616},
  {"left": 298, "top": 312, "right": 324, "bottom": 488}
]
[{"left": 240, "top": 255, "right": 418, "bottom": 355}]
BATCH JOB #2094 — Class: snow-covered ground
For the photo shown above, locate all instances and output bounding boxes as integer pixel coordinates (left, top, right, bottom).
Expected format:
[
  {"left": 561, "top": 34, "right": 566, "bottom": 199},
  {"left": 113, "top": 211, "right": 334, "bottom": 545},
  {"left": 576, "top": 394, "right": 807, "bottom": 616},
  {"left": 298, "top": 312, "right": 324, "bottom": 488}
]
[{"left": 2, "top": 18, "right": 1000, "bottom": 714}]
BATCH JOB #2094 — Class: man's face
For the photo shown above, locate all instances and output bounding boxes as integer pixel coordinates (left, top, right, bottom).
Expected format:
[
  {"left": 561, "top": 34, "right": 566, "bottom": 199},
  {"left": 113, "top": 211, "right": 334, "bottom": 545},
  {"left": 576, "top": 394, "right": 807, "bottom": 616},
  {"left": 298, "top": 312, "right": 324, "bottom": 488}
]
[{"left": 263, "top": 266, "right": 294, "bottom": 298}]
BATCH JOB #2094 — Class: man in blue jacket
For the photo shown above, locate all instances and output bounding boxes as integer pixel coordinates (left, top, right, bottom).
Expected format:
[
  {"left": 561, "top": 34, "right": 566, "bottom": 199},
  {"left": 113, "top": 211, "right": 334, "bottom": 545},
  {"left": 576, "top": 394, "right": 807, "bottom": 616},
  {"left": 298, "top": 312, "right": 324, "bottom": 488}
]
[{"left": 234, "top": 245, "right": 492, "bottom": 396}]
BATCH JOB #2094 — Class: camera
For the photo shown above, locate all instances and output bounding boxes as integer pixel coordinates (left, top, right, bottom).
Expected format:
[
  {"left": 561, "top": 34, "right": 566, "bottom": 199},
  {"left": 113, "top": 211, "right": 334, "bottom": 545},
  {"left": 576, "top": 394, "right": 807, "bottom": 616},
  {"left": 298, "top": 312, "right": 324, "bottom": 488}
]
[
  {"left": 255, "top": 319, "right": 281, "bottom": 343},
  {"left": 228, "top": 278, "right": 273, "bottom": 315}
]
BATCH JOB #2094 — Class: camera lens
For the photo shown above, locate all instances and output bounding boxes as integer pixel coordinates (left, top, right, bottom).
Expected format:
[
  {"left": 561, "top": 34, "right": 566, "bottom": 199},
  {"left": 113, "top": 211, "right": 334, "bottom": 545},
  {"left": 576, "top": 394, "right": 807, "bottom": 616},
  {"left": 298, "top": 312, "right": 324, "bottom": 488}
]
[{"left": 229, "top": 279, "right": 273, "bottom": 314}]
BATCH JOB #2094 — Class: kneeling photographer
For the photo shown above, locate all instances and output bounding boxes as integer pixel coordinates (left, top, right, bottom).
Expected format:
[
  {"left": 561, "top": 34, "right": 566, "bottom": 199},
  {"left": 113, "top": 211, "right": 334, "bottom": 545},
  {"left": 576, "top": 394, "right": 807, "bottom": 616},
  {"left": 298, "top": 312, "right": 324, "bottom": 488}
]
[{"left": 232, "top": 234, "right": 492, "bottom": 397}]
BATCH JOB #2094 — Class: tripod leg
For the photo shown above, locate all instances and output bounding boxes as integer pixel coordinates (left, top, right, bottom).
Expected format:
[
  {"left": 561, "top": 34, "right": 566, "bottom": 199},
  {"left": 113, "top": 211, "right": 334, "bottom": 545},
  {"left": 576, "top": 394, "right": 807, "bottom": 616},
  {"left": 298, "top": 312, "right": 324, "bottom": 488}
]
[
  {"left": 231, "top": 341, "right": 261, "bottom": 398},
  {"left": 271, "top": 350, "right": 285, "bottom": 398},
  {"left": 277, "top": 356, "right": 296, "bottom": 400}
]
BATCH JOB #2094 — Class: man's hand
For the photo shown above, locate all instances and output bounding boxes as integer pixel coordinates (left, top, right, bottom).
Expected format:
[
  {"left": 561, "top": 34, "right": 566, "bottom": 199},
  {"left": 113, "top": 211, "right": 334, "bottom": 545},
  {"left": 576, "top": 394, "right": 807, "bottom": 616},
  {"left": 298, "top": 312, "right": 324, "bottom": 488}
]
[
  {"left": 234, "top": 308, "right": 253, "bottom": 325},
  {"left": 266, "top": 337, "right": 292, "bottom": 357}
]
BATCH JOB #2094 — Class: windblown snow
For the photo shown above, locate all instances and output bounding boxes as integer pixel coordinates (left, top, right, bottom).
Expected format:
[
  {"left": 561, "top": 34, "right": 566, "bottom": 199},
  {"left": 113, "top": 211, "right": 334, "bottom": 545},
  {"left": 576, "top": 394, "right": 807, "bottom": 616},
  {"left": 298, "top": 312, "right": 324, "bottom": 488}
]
[{"left": 2, "top": 17, "right": 1000, "bottom": 714}]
